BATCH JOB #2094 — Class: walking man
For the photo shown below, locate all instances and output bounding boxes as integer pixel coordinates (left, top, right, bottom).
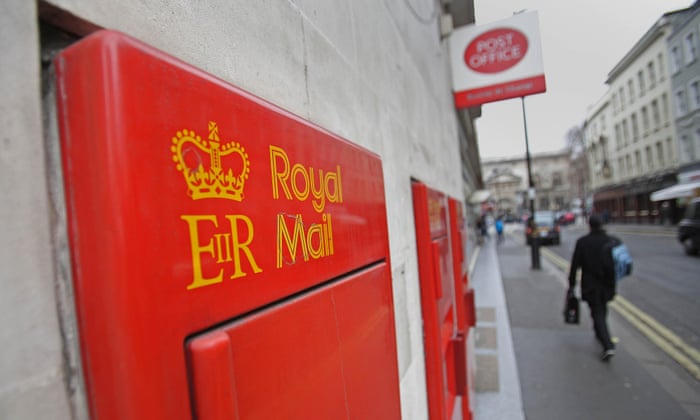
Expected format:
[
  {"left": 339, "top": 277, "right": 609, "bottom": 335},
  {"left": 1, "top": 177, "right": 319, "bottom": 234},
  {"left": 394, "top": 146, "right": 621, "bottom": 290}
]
[{"left": 568, "top": 214, "right": 617, "bottom": 361}]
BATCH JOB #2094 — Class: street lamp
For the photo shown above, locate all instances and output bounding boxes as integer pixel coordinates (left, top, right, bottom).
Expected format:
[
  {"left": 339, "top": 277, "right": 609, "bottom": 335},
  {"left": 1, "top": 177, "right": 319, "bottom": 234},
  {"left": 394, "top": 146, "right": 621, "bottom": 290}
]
[{"left": 522, "top": 97, "right": 540, "bottom": 269}]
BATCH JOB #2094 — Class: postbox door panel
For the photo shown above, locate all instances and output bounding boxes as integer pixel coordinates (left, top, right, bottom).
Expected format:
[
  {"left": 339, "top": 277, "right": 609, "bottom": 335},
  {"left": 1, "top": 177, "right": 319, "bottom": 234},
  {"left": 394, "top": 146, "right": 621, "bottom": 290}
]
[{"left": 188, "top": 263, "right": 400, "bottom": 420}]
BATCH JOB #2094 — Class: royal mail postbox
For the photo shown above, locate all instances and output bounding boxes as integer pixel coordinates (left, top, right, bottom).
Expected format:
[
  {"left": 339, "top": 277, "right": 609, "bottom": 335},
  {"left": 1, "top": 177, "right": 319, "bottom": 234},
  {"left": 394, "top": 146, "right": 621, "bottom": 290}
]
[
  {"left": 448, "top": 198, "right": 474, "bottom": 420},
  {"left": 55, "top": 30, "right": 401, "bottom": 419},
  {"left": 412, "top": 182, "right": 460, "bottom": 420}
]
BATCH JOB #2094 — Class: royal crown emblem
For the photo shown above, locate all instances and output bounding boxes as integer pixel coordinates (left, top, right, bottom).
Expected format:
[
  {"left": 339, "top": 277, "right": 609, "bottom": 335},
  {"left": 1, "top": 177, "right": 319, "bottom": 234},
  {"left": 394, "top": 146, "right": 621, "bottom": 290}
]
[{"left": 171, "top": 121, "right": 250, "bottom": 201}]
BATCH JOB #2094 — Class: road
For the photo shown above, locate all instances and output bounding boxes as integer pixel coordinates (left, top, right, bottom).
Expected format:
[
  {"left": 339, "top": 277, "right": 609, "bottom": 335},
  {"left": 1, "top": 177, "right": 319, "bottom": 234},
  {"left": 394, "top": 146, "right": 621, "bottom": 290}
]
[{"left": 498, "top": 221, "right": 700, "bottom": 419}]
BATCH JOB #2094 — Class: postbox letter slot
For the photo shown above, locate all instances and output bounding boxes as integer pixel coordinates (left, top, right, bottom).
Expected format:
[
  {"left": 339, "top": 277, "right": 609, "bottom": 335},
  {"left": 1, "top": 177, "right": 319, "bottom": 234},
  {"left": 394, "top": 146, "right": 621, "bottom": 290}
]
[
  {"left": 431, "top": 241, "right": 443, "bottom": 299},
  {"left": 453, "top": 333, "right": 467, "bottom": 396},
  {"left": 464, "top": 288, "right": 476, "bottom": 328}
]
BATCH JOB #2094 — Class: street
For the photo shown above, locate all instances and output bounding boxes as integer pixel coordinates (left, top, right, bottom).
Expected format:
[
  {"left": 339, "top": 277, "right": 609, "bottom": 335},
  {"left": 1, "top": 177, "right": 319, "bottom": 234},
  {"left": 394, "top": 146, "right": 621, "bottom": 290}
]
[{"left": 496, "top": 222, "right": 700, "bottom": 419}]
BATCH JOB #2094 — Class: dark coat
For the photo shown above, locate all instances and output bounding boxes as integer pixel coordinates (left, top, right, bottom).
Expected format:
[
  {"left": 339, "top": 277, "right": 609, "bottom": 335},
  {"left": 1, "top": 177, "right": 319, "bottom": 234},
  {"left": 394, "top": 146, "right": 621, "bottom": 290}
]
[{"left": 568, "top": 229, "right": 616, "bottom": 302}]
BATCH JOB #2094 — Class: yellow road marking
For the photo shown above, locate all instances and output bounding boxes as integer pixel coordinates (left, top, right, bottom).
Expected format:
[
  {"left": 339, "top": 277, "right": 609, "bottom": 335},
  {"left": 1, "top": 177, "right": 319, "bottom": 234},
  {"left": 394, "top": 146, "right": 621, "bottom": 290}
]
[
  {"left": 540, "top": 247, "right": 700, "bottom": 380},
  {"left": 566, "top": 227, "right": 675, "bottom": 238},
  {"left": 606, "top": 228, "right": 675, "bottom": 238},
  {"left": 611, "top": 300, "right": 700, "bottom": 381},
  {"left": 614, "top": 297, "right": 700, "bottom": 365}
]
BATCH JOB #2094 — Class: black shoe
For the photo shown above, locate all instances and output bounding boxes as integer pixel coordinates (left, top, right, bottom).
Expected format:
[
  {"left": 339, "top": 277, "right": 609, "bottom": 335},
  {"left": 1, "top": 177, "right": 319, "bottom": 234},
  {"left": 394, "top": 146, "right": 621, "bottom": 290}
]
[{"left": 601, "top": 349, "right": 615, "bottom": 362}]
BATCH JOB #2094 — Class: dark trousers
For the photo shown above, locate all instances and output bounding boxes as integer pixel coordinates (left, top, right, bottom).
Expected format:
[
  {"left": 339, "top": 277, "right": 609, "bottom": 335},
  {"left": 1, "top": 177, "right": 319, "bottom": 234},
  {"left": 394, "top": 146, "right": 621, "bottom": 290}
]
[{"left": 586, "top": 291, "right": 614, "bottom": 351}]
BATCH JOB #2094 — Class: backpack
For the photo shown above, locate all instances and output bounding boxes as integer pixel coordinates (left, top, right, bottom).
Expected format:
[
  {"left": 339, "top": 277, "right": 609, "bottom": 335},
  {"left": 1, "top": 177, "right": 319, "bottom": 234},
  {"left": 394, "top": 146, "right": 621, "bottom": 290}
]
[{"left": 603, "top": 236, "right": 633, "bottom": 281}]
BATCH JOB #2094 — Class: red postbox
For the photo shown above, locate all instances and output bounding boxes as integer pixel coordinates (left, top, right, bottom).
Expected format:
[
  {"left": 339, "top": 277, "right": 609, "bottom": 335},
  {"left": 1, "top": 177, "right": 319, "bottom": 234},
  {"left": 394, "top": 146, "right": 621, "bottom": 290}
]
[
  {"left": 412, "top": 182, "right": 460, "bottom": 420},
  {"left": 448, "top": 198, "right": 474, "bottom": 420},
  {"left": 55, "top": 30, "right": 401, "bottom": 419}
]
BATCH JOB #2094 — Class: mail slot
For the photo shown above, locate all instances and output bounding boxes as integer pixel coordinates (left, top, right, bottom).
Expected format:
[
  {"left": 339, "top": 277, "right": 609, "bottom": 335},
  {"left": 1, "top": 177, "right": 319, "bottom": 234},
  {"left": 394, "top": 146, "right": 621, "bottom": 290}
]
[{"left": 55, "top": 30, "right": 400, "bottom": 419}]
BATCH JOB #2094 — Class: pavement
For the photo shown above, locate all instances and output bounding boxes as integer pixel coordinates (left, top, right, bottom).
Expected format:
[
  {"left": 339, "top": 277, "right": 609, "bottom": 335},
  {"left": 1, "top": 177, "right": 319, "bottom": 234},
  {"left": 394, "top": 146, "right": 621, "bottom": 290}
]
[
  {"left": 468, "top": 228, "right": 526, "bottom": 420},
  {"left": 468, "top": 222, "right": 700, "bottom": 420}
]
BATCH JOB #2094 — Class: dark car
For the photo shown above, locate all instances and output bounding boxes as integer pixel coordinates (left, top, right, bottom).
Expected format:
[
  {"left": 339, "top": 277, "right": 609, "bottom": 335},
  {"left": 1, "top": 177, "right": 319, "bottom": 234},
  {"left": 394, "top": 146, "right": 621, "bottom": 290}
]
[
  {"left": 526, "top": 211, "right": 561, "bottom": 245},
  {"left": 678, "top": 197, "right": 700, "bottom": 255}
]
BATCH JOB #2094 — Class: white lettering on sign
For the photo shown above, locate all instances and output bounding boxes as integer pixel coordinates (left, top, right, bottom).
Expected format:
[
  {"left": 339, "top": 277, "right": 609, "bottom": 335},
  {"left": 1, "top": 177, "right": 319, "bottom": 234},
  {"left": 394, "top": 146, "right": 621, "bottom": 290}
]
[{"left": 464, "top": 28, "right": 528, "bottom": 74}]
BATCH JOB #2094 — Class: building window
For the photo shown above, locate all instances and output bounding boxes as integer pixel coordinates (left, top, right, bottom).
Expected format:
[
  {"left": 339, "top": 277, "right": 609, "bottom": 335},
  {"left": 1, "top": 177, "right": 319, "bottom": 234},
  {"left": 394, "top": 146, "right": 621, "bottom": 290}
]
[
  {"left": 635, "top": 150, "right": 642, "bottom": 175},
  {"left": 631, "top": 113, "right": 639, "bottom": 141},
  {"left": 628, "top": 79, "right": 635, "bottom": 103},
  {"left": 667, "top": 138, "right": 674, "bottom": 163},
  {"left": 676, "top": 89, "right": 688, "bottom": 116},
  {"left": 555, "top": 196, "right": 565, "bottom": 209},
  {"left": 618, "top": 157, "right": 625, "bottom": 177},
  {"left": 625, "top": 155, "right": 631, "bottom": 176},
  {"left": 622, "top": 119, "right": 629, "bottom": 146},
  {"left": 615, "top": 124, "right": 622, "bottom": 149},
  {"left": 671, "top": 44, "right": 682, "bottom": 73},
  {"left": 656, "top": 141, "right": 664, "bottom": 167},
  {"left": 689, "top": 79, "right": 700, "bottom": 110},
  {"left": 612, "top": 93, "right": 618, "bottom": 114},
  {"left": 684, "top": 31, "right": 697, "bottom": 65},
  {"left": 682, "top": 135, "right": 695, "bottom": 161},
  {"left": 641, "top": 106, "right": 649, "bottom": 135},
  {"left": 638, "top": 71, "right": 645, "bottom": 96},
  {"left": 552, "top": 172, "right": 562, "bottom": 187},
  {"left": 648, "top": 61, "right": 656, "bottom": 88},
  {"left": 652, "top": 99, "right": 660, "bottom": 129},
  {"left": 645, "top": 146, "right": 653, "bottom": 170},
  {"left": 658, "top": 52, "right": 665, "bottom": 80},
  {"left": 591, "top": 143, "right": 599, "bottom": 165},
  {"left": 696, "top": 128, "right": 700, "bottom": 156},
  {"left": 619, "top": 87, "right": 626, "bottom": 110}
]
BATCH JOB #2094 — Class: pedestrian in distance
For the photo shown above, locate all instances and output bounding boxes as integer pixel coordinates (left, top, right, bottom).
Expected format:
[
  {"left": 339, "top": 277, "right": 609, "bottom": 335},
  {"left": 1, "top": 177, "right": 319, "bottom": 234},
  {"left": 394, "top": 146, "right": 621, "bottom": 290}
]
[
  {"left": 495, "top": 216, "right": 504, "bottom": 244},
  {"left": 568, "top": 214, "right": 617, "bottom": 361},
  {"left": 477, "top": 214, "right": 488, "bottom": 243}
]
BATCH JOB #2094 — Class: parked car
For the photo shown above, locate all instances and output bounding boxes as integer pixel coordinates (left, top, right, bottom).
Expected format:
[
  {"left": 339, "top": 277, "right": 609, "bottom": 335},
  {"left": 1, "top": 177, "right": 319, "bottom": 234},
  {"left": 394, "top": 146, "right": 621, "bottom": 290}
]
[
  {"left": 504, "top": 214, "right": 520, "bottom": 223},
  {"left": 678, "top": 197, "right": 700, "bottom": 255},
  {"left": 525, "top": 211, "right": 561, "bottom": 245},
  {"left": 557, "top": 211, "right": 576, "bottom": 225}
]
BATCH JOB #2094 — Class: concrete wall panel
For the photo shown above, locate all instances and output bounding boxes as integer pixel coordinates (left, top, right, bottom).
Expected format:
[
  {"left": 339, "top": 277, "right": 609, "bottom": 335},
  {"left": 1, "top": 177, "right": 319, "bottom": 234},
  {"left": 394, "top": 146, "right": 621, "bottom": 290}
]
[{"left": 0, "top": 1, "right": 72, "bottom": 418}]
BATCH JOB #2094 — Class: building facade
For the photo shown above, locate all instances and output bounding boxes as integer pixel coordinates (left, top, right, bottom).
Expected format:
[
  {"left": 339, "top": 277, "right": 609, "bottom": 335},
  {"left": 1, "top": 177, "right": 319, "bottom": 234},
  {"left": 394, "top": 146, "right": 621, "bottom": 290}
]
[
  {"left": 481, "top": 150, "right": 578, "bottom": 217},
  {"left": 1, "top": 1, "right": 483, "bottom": 419},
  {"left": 586, "top": 3, "right": 699, "bottom": 223},
  {"left": 584, "top": 96, "right": 613, "bottom": 194},
  {"left": 669, "top": 3, "right": 700, "bottom": 182}
]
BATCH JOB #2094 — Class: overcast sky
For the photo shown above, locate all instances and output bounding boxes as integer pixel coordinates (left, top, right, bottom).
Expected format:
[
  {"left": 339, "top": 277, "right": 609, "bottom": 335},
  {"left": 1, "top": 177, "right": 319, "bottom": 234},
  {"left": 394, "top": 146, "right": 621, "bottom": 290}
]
[{"left": 473, "top": 0, "right": 694, "bottom": 159}]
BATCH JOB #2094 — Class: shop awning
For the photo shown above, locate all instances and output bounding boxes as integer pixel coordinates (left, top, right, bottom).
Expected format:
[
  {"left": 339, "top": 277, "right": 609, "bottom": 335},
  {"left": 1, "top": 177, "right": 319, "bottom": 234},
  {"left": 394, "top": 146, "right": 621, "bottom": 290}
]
[
  {"left": 469, "top": 189, "right": 492, "bottom": 204},
  {"left": 650, "top": 181, "right": 700, "bottom": 202}
]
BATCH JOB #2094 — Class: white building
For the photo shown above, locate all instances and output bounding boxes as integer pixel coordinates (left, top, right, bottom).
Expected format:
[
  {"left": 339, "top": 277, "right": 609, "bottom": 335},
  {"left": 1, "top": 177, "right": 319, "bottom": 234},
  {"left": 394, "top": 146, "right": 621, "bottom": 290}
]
[
  {"left": 585, "top": 3, "right": 697, "bottom": 223},
  {"left": 482, "top": 150, "right": 576, "bottom": 216},
  {"left": 584, "top": 95, "right": 613, "bottom": 193}
]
